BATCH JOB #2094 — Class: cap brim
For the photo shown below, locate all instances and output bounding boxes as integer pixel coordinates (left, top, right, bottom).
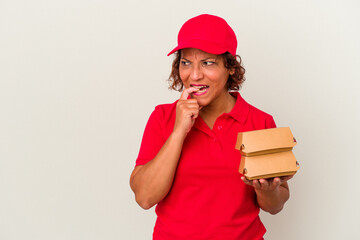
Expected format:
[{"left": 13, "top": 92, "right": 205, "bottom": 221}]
[
  {"left": 167, "top": 46, "right": 181, "bottom": 56},
  {"left": 167, "top": 39, "right": 227, "bottom": 56}
]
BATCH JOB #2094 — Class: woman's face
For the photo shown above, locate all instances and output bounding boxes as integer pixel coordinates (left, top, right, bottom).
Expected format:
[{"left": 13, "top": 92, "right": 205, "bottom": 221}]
[{"left": 179, "top": 48, "right": 233, "bottom": 107}]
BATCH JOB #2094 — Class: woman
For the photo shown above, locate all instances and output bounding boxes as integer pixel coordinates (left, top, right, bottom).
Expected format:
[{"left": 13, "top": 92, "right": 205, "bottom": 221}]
[{"left": 130, "top": 14, "right": 292, "bottom": 239}]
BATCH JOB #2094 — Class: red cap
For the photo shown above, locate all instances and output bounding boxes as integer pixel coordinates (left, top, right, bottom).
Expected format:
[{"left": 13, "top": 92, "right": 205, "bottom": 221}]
[{"left": 167, "top": 14, "right": 237, "bottom": 56}]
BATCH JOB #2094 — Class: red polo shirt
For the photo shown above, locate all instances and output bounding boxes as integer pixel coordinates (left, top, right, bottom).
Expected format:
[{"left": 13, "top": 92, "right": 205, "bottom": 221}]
[{"left": 136, "top": 92, "right": 276, "bottom": 240}]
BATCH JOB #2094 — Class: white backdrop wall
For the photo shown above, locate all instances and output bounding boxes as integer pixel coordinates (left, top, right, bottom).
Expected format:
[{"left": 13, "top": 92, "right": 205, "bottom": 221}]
[{"left": 0, "top": 0, "right": 359, "bottom": 239}]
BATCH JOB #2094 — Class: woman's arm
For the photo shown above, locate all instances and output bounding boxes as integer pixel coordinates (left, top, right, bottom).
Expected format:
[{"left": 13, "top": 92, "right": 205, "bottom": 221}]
[
  {"left": 130, "top": 88, "right": 200, "bottom": 209},
  {"left": 130, "top": 131, "right": 186, "bottom": 209},
  {"left": 241, "top": 176, "right": 293, "bottom": 214}
]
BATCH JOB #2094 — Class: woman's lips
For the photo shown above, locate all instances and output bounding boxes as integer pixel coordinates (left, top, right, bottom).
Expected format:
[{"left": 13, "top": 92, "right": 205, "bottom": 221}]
[{"left": 190, "top": 84, "right": 209, "bottom": 96}]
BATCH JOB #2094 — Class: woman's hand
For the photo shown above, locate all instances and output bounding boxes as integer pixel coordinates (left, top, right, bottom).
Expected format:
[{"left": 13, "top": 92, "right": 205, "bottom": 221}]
[
  {"left": 173, "top": 87, "right": 200, "bottom": 136},
  {"left": 241, "top": 175, "right": 293, "bottom": 214},
  {"left": 241, "top": 175, "right": 293, "bottom": 192}
]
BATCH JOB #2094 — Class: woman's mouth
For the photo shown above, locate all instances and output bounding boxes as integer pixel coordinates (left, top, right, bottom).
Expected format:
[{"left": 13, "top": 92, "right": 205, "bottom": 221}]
[{"left": 190, "top": 84, "right": 209, "bottom": 96}]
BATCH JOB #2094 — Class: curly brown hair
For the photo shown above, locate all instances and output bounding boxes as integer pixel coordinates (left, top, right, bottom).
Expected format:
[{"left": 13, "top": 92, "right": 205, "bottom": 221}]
[{"left": 168, "top": 50, "right": 246, "bottom": 91}]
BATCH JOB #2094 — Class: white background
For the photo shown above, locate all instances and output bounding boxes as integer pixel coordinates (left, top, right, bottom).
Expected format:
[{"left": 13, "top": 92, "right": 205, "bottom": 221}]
[{"left": 1, "top": 0, "right": 359, "bottom": 239}]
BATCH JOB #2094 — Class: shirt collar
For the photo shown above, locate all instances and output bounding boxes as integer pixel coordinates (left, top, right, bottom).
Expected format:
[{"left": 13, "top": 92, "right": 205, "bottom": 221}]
[{"left": 227, "top": 92, "right": 249, "bottom": 124}]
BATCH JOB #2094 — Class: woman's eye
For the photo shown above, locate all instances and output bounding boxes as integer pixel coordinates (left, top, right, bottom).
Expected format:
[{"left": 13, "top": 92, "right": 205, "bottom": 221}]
[
  {"left": 181, "top": 61, "right": 190, "bottom": 66},
  {"left": 203, "top": 61, "right": 215, "bottom": 66}
]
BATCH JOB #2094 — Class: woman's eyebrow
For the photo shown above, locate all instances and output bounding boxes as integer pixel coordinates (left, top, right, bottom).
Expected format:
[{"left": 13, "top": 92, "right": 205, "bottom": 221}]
[
  {"left": 181, "top": 56, "right": 217, "bottom": 61},
  {"left": 180, "top": 57, "right": 191, "bottom": 61},
  {"left": 201, "top": 57, "right": 217, "bottom": 61}
]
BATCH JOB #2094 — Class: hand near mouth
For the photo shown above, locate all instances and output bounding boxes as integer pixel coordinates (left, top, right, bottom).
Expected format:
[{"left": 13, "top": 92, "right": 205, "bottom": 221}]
[
  {"left": 190, "top": 84, "right": 209, "bottom": 95},
  {"left": 173, "top": 87, "right": 201, "bottom": 136}
]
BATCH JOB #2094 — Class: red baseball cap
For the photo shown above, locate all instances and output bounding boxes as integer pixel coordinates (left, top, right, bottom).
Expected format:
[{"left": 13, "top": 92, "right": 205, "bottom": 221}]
[{"left": 167, "top": 14, "right": 237, "bottom": 56}]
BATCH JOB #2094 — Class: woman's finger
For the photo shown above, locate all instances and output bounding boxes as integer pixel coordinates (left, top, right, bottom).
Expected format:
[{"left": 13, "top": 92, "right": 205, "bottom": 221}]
[
  {"left": 280, "top": 175, "right": 294, "bottom": 183},
  {"left": 180, "top": 87, "right": 199, "bottom": 100},
  {"left": 259, "top": 179, "right": 270, "bottom": 190},
  {"left": 271, "top": 178, "right": 281, "bottom": 189},
  {"left": 252, "top": 180, "right": 261, "bottom": 189},
  {"left": 241, "top": 176, "right": 252, "bottom": 186}
]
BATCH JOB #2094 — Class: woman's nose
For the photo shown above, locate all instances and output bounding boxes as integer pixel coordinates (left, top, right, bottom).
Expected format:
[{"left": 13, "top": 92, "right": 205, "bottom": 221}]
[{"left": 190, "top": 66, "right": 203, "bottom": 81}]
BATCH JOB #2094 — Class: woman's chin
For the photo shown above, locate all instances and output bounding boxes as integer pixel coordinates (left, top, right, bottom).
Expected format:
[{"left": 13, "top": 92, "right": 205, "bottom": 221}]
[{"left": 195, "top": 98, "right": 209, "bottom": 109}]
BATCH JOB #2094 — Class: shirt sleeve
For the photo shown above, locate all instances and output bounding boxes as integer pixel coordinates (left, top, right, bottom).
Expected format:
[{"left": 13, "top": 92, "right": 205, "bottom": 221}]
[
  {"left": 135, "top": 106, "right": 166, "bottom": 167},
  {"left": 265, "top": 115, "right": 277, "bottom": 129}
]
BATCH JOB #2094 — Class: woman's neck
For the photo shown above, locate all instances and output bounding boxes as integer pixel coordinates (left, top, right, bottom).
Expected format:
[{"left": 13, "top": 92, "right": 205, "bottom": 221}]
[{"left": 199, "top": 91, "right": 236, "bottom": 129}]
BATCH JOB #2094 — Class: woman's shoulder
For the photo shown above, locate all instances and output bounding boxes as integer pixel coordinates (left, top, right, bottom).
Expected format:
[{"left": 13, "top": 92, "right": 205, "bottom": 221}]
[
  {"left": 153, "top": 100, "right": 178, "bottom": 116},
  {"left": 232, "top": 92, "right": 274, "bottom": 121},
  {"left": 233, "top": 93, "right": 275, "bottom": 128},
  {"left": 154, "top": 100, "right": 178, "bottom": 111},
  {"left": 246, "top": 103, "right": 276, "bottom": 128},
  {"left": 146, "top": 100, "right": 178, "bottom": 139},
  {"left": 147, "top": 100, "right": 178, "bottom": 126},
  {"left": 248, "top": 103, "right": 273, "bottom": 119}
]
